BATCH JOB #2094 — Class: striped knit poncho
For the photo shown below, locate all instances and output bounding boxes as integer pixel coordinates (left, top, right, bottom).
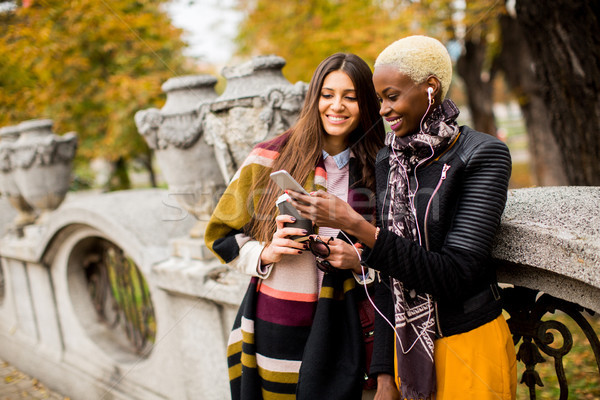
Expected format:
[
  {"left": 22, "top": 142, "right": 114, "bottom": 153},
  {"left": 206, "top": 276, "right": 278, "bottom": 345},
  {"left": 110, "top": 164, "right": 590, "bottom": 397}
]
[{"left": 205, "top": 132, "right": 373, "bottom": 400}]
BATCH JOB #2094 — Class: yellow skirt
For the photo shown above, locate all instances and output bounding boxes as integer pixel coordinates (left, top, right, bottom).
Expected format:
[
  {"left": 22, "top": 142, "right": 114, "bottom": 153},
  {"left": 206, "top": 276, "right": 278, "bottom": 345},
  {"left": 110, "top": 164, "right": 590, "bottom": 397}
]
[{"left": 395, "top": 315, "right": 517, "bottom": 400}]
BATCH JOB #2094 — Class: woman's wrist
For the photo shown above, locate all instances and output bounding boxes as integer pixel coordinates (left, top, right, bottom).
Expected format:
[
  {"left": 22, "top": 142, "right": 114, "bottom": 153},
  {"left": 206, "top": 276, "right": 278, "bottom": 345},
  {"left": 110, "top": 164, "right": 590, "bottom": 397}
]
[
  {"left": 377, "top": 373, "right": 397, "bottom": 388},
  {"left": 350, "top": 243, "right": 363, "bottom": 274},
  {"left": 347, "top": 219, "right": 377, "bottom": 248},
  {"left": 259, "top": 244, "right": 274, "bottom": 265}
]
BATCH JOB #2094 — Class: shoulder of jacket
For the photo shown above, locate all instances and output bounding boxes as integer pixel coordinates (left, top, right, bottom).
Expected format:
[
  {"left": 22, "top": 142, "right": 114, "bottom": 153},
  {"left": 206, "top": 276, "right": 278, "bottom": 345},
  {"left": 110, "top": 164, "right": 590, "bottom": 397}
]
[
  {"left": 453, "top": 126, "right": 510, "bottom": 162},
  {"left": 375, "top": 146, "right": 390, "bottom": 164},
  {"left": 255, "top": 130, "right": 291, "bottom": 152}
]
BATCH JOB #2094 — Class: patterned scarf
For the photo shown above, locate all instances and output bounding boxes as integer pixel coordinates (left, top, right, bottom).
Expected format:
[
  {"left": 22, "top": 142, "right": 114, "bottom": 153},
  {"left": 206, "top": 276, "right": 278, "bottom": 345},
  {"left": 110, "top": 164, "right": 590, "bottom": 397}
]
[{"left": 386, "top": 99, "right": 460, "bottom": 399}]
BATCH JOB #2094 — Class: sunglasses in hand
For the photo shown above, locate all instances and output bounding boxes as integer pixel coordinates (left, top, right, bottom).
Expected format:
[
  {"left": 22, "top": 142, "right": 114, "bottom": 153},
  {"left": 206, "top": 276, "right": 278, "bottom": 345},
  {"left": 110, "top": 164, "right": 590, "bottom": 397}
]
[{"left": 308, "top": 236, "right": 336, "bottom": 273}]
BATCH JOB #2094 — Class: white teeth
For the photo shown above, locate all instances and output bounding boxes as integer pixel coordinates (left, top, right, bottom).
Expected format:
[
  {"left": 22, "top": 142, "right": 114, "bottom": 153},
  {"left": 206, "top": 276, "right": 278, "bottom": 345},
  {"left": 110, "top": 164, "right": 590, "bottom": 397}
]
[
  {"left": 329, "top": 116, "right": 347, "bottom": 121},
  {"left": 387, "top": 118, "right": 400, "bottom": 125}
]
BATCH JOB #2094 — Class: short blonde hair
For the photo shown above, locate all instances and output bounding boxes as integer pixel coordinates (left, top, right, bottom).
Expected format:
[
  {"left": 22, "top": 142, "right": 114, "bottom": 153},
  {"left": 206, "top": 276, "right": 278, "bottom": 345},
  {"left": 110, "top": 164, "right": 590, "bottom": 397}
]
[{"left": 375, "top": 35, "right": 452, "bottom": 99}]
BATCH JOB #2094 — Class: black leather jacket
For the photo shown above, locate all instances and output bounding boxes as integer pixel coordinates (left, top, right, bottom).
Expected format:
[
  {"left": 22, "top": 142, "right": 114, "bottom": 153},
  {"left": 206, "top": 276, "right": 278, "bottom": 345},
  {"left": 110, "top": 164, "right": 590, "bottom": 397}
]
[{"left": 364, "top": 126, "right": 512, "bottom": 376}]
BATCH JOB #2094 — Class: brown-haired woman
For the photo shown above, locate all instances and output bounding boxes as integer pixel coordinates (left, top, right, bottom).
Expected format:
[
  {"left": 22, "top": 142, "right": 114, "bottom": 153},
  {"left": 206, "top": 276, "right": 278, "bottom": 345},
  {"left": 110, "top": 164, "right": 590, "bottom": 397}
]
[{"left": 205, "top": 52, "right": 385, "bottom": 400}]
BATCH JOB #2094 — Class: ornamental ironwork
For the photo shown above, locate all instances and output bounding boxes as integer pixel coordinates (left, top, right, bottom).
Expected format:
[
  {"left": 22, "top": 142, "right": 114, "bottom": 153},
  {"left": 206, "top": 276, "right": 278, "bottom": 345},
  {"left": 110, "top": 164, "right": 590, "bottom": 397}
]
[{"left": 502, "top": 286, "right": 600, "bottom": 400}]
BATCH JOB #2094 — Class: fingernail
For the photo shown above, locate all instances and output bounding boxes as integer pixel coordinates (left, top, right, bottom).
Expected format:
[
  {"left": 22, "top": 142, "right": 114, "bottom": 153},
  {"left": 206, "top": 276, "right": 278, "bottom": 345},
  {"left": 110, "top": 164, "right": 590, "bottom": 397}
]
[
  {"left": 297, "top": 250, "right": 303, "bottom": 254},
  {"left": 285, "top": 190, "right": 289, "bottom": 194},
  {"left": 303, "top": 244, "right": 309, "bottom": 249},
  {"left": 310, "top": 191, "right": 317, "bottom": 195},
  {"left": 302, "top": 229, "right": 308, "bottom": 234},
  {"left": 290, "top": 217, "right": 296, "bottom": 222}
]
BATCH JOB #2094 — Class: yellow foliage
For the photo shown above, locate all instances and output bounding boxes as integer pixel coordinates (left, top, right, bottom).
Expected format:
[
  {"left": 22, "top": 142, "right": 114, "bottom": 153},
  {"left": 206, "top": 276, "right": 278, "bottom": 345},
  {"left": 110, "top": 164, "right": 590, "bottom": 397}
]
[
  {"left": 0, "top": 0, "right": 193, "bottom": 162},
  {"left": 234, "top": 0, "right": 505, "bottom": 84}
]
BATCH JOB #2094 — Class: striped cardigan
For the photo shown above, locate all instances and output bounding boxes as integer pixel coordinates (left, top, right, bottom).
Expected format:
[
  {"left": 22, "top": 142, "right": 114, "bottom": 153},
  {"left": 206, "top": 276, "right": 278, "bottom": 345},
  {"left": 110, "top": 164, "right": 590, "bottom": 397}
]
[
  {"left": 205, "top": 132, "right": 373, "bottom": 399},
  {"left": 205, "top": 132, "right": 326, "bottom": 266}
]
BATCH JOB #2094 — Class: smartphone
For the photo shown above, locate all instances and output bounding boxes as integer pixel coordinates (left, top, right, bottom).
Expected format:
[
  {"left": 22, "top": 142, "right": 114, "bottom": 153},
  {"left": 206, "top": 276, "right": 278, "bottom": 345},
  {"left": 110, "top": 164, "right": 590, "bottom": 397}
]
[{"left": 269, "top": 170, "right": 310, "bottom": 196}]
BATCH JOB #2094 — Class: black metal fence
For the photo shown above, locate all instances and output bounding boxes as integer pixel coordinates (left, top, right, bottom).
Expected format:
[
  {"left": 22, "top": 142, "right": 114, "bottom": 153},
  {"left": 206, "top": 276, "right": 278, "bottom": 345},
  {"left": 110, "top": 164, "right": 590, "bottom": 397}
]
[{"left": 83, "top": 239, "right": 156, "bottom": 356}]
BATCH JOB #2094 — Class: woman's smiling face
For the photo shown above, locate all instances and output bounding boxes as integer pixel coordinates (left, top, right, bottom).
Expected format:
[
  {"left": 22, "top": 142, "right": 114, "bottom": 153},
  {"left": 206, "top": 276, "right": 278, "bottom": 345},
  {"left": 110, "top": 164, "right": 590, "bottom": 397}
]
[
  {"left": 318, "top": 70, "right": 361, "bottom": 142},
  {"left": 373, "top": 65, "right": 430, "bottom": 137}
]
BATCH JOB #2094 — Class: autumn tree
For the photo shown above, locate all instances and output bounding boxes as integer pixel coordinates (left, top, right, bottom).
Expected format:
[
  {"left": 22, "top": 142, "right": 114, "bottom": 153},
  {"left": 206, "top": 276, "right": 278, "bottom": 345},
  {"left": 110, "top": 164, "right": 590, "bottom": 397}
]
[
  {"left": 0, "top": 0, "right": 193, "bottom": 189},
  {"left": 512, "top": 0, "right": 600, "bottom": 185},
  {"left": 495, "top": 12, "right": 567, "bottom": 186},
  {"left": 400, "top": 0, "right": 569, "bottom": 185},
  {"left": 235, "top": 0, "right": 500, "bottom": 129},
  {"left": 432, "top": 1, "right": 571, "bottom": 185},
  {"left": 234, "top": 0, "right": 404, "bottom": 83},
  {"left": 235, "top": 0, "right": 597, "bottom": 186}
]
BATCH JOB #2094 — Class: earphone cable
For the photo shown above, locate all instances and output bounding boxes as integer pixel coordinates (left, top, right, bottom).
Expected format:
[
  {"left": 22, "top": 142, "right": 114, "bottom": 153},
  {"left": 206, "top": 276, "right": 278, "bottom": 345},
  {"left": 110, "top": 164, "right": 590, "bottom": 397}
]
[{"left": 340, "top": 230, "right": 433, "bottom": 355}]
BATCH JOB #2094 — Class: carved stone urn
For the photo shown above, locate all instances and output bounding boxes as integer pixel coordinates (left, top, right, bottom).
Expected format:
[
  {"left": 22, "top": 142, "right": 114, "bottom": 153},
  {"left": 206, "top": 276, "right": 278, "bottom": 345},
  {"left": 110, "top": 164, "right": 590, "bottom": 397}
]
[
  {"left": 0, "top": 124, "right": 37, "bottom": 231},
  {"left": 204, "top": 55, "right": 308, "bottom": 182},
  {"left": 135, "top": 75, "right": 225, "bottom": 239},
  {"left": 11, "top": 119, "right": 78, "bottom": 224}
]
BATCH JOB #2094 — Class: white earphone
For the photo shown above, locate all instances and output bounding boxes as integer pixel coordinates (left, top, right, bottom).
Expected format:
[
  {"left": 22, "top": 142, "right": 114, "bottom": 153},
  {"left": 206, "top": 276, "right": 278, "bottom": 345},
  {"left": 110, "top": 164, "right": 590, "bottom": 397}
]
[{"left": 427, "top": 87, "right": 434, "bottom": 104}]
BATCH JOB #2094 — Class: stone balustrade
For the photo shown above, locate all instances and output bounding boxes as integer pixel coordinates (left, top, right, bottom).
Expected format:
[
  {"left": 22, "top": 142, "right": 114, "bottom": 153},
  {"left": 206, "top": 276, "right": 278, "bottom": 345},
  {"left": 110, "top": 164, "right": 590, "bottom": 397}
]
[
  {"left": 0, "top": 186, "right": 597, "bottom": 399},
  {"left": 493, "top": 186, "right": 600, "bottom": 312},
  {"left": 0, "top": 56, "right": 598, "bottom": 399}
]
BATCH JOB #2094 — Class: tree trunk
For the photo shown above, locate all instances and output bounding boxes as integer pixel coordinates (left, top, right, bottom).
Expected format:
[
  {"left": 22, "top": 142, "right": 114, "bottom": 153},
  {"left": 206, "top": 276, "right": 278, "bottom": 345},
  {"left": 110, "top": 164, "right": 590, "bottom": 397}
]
[
  {"left": 456, "top": 35, "right": 497, "bottom": 136},
  {"left": 139, "top": 148, "right": 157, "bottom": 188},
  {"left": 497, "top": 14, "right": 568, "bottom": 186},
  {"left": 514, "top": 0, "right": 600, "bottom": 185},
  {"left": 108, "top": 157, "right": 131, "bottom": 191}
]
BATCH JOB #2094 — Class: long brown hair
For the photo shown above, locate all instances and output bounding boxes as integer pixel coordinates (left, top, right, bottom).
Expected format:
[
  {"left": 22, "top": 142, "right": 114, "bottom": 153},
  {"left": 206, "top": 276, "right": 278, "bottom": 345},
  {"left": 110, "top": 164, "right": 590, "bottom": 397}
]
[{"left": 247, "top": 53, "right": 385, "bottom": 243}]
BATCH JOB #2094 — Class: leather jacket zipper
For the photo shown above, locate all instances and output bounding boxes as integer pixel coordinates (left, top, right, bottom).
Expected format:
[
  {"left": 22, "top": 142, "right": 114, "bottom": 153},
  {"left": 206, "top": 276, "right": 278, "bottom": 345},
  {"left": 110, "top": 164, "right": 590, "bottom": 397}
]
[
  {"left": 424, "top": 164, "right": 450, "bottom": 250},
  {"left": 423, "top": 163, "right": 450, "bottom": 338}
]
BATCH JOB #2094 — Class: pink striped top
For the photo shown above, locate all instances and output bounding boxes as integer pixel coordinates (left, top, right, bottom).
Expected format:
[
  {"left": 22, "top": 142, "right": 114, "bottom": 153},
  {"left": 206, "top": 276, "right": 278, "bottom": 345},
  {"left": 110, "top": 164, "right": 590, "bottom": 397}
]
[{"left": 317, "top": 151, "right": 351, "bottom": 290}]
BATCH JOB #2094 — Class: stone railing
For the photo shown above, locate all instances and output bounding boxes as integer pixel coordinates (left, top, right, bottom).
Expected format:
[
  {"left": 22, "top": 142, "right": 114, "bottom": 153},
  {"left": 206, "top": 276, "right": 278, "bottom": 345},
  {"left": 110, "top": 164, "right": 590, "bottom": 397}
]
[
  {"left": 494, "top": 186, "right": 600, "bottom": 313},
  {"left": 493, "top": 186, "right": 600, "bottom": 399},
  {"left": 1, "top": 186, "right": 597, "bottom": 400},
  {"left": 0, "top": 55, "right": 598, "bottom": 400}
]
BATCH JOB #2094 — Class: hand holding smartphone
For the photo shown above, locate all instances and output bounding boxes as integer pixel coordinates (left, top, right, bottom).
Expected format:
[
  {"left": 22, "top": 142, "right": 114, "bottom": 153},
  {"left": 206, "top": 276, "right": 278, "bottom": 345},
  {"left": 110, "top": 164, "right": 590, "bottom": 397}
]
[{"left": 270, "top": 170, "right": 313, "bottom": 242}]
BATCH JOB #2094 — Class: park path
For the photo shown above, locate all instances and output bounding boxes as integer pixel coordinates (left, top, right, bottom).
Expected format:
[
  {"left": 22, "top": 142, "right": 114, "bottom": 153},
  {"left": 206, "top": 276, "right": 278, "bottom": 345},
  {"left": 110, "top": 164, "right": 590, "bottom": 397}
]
[{"left": 0, "top": 359, "right": 67, "bottom": 400}]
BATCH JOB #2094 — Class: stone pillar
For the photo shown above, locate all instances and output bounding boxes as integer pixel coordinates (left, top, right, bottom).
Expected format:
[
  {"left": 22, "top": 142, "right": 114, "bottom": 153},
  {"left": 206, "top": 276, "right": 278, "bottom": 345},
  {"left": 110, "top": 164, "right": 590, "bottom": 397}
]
[
  {"left": 204, "top": 55, "right": 308, "bottom": 182},
  {"left": 131, "top": 58, "right": 308, "bottom": 398},
  {"left": 0, "top": 124, "right": 37, "bottom": 234},
  {"left": 11, "top": 119, "right": 77, "bottom": 225},
  {"left": 135, "top": 75, "right": 225, "bottom": 240}
]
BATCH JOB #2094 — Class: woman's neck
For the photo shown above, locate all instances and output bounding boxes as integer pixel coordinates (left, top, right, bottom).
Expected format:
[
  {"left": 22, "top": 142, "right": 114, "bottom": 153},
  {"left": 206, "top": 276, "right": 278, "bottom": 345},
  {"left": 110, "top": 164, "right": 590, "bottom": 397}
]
[{"left": 323, "top": 136, "right": 348, "bottom": 156}]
